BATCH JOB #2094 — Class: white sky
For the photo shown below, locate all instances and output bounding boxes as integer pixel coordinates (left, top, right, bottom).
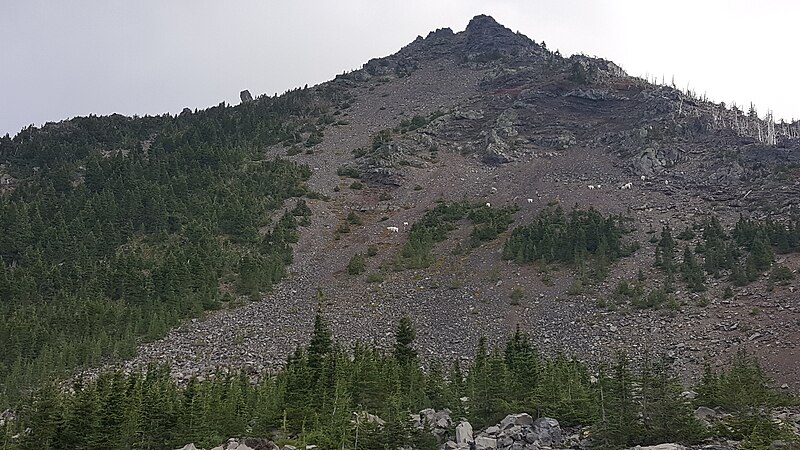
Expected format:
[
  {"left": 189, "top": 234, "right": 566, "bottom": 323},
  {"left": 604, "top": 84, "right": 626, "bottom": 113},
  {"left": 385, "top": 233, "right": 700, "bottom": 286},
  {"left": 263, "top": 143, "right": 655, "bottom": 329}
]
[{"left": 2, "top": 0, "right": 798, "bottom": 136}]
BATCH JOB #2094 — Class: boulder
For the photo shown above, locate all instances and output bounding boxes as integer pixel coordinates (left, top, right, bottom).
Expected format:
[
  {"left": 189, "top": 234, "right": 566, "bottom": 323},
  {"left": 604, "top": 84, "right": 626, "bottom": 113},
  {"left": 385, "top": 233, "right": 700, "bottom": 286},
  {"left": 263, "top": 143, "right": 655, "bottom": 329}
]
[
  {"left": 354, "top": 411, "right": 386, "bottom": 427},
  {"left": 485, "top": 426, "right": 501, "bottom": 435},
  {"left": 483, "top": 129, "right": 512, "bottom": 165},
  {"left": 475, "top": 436, "right": 498, "bottom": 450},
  {"left": 243, "top": 438, "right": 278, "bottom": 450},
  {"left": 176, "top": 445, "right": 200, "bottom": 450},
  {"left": 434, "top": 409, "right": 453, "bottom": 429},
  {"left": 532, "top": 417, "right": 561, "bottom": 447},
  {"left": 432, "top": 427, "right": 448, "bottom": 443},
  {"left": 694, "top": 406, "right": 720, "bottom": 423},
  {"left": 500, "top": 413, "right": 534, "bottom": 430},
  {"left": 632, "top": 445, "right": 686, "bottom": 450},
  {"left": 455, "top": 421, "right": 474, "bottom": 444},
  {"left": 420, "top": 408, "right": 436, "bottom": 425}
]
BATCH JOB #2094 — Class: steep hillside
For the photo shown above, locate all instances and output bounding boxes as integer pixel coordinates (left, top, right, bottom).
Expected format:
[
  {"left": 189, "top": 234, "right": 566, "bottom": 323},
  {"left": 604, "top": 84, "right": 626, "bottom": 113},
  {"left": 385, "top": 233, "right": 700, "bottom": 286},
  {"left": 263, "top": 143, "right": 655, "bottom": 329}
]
[
  {"left": 126, "top": 15, "right": 800, "bottom": 388},
  {"left": 2, "top": 14, "right": 800, "bottom": 409}
]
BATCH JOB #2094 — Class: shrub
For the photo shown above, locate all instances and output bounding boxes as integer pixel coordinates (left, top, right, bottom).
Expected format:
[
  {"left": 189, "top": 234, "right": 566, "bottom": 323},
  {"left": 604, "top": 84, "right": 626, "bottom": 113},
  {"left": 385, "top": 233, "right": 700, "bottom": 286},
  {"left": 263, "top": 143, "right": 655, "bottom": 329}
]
[
  {"left": 337, "top": 166, "right": 361, "bottom": 178},
  {"left": 770, "top": 265, "right": 794, "bottom": 285},
  {"left": 347, "top": 253, "right": 366, "bottom": 275},
  {"left": 366, "top": 272, "right": 385, "bottom": 283},
  {"left": 347, "top": 211, "right": 362, "bottom": 225},
  {"left": 510, "top": 287, "right": 524, "bottom": 305}
]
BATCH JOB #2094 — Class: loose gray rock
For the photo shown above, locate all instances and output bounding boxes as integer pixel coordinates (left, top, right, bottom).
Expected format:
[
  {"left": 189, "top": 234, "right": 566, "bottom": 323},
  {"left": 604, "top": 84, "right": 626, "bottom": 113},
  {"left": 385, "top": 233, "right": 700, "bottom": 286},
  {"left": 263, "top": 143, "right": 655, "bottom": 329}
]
[
  {"left": 631, "top": 445, "right": 686, "bottom": 450},
  {"left": 475, "top": 436, "right": 498, "bottom": 450},
  {"left": 455, "top": 420, "right": 474, "bottom": 444},
  {"left": 500, "top": 413, "right": 534, "bottom": 430},
  {"left": 531, "top": 417, "right": 562, "bottom": 447},
  {"left": 694, "top": 406, "right": 720, "bottom": 423}
]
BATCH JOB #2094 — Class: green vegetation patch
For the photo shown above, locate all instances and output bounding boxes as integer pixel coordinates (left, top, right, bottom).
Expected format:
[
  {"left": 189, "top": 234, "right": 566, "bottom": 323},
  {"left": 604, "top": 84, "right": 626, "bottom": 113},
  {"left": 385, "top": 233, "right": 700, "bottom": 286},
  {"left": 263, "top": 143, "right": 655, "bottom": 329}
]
[
  {"left": 396, "top": 202, "right": 517, "bottom": 270},
  {"left": 503, "top": 205, "right": 636, "bottom": 279}
]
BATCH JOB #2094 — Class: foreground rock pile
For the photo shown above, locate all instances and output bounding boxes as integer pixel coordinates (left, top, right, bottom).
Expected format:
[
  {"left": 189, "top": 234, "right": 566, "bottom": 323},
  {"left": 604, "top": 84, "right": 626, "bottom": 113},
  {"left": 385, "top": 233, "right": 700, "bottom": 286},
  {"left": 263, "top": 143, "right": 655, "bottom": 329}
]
[
  {"left": 176, "top": 438, "right": 310, "bottom": 450},
  {"left": 439, "top": 412, "right": 562, "bottom": 450},
  {"left": 174, "top": 407, "right": 800, "bottom": 450}
]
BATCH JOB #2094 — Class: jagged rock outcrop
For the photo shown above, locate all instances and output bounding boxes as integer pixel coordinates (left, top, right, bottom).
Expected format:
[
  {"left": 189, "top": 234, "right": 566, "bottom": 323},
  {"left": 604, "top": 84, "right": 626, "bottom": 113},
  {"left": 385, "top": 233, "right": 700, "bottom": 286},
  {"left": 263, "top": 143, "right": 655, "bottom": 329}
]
[
  {"left": 564, "top": 88, "right": 629, "bottom": 102},
  {"left": 443, "top": 413, "right": 562, "bottom": 450},
  {"left": 412, "top": 408, "right": 453, "bottom": 443},
  {"left": 240, "top": 90, "right": 253, "bottom": 103}
]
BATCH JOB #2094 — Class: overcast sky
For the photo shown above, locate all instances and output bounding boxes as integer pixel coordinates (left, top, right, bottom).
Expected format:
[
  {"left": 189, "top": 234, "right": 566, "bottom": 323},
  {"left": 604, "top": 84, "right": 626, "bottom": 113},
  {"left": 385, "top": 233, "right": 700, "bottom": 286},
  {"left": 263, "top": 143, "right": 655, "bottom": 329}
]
[{"left": 2, "top": 0, "right": 798, "bottom": 136}]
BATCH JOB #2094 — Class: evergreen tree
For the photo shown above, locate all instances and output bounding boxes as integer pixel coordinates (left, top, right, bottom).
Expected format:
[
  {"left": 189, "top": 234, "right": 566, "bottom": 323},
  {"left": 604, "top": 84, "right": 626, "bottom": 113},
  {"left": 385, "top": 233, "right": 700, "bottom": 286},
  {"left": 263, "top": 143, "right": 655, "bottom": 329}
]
[
  {"left": 639, "top": 356, "right": 702, "bottom": 444},
  {"left": 681, "top": 245, "right": 706, "bottom": 292},
  {"left": 393, "top": 316, "right": 418, "bottom": 366},
  {"left": 594, "top": 353, "right": 641, "bottom": 448},
  {"left": 308, "top": 312, "right": 332, "bottom": 372}
]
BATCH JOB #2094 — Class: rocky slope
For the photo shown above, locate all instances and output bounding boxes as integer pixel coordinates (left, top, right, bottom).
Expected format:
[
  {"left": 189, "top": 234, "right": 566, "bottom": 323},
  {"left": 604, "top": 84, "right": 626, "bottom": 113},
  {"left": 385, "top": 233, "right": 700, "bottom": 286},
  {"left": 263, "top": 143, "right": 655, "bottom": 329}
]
[{"left": 125, "top": 15, "right": 800, "bottom": 389}]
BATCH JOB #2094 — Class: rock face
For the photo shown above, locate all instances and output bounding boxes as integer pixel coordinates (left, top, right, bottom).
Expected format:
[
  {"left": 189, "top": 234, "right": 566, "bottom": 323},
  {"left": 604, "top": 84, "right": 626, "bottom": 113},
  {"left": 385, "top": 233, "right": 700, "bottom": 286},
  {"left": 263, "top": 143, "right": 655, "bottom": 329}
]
[
  {"left": 240, "top": 90, "right": 253, "bottom": 103},
  {"left": 461, "top": 14, "right": 536, "bottom": 56}
]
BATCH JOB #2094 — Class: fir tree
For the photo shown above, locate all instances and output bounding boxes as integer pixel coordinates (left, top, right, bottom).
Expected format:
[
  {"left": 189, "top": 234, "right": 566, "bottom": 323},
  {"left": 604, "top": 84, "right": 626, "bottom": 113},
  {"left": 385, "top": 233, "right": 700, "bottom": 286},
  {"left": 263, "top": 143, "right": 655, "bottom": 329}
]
[{"left": 393, "top": 316, "right": 418, "bottom": 366}]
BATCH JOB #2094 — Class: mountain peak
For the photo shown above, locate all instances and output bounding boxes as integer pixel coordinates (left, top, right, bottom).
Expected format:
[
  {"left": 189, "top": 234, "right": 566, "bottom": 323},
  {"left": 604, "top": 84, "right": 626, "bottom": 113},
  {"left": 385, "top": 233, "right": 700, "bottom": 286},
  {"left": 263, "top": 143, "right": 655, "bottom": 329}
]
[
  {"left": 464, "top": 14, "right": 503, "bottom": 32},
  {"left": 467, "top": 14, "right": 505, "bottom": 30},
  {"left": 461, "top": 14, "right": 538, "bottom": 56}
]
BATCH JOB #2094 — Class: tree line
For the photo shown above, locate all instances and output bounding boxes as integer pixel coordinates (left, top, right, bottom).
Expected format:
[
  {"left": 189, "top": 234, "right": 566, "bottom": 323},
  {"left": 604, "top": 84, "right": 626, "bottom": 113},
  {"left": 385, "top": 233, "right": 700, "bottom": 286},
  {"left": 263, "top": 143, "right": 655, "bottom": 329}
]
[{"left": 3, "top": 315, "right": 795, "bottom": 450}]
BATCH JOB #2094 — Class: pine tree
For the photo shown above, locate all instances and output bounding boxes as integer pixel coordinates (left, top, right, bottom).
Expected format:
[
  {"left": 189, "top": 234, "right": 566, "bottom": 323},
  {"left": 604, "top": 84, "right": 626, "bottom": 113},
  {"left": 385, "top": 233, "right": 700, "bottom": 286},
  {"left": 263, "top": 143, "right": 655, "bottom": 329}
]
[
  {"left": 594, "top": 353, "right": 641, "bottom": 448},
  {"left": 639, "top": 356, "right": 702, "bottom": 444},
  {"left": 681, "top": 245, "right": 706, "bottom": 292},
  {"left": 308, "top": 312, "right": 332, "bottom": 372},
  {"left": 393, "top": 316, "right": 417, "bottom": 366}
]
